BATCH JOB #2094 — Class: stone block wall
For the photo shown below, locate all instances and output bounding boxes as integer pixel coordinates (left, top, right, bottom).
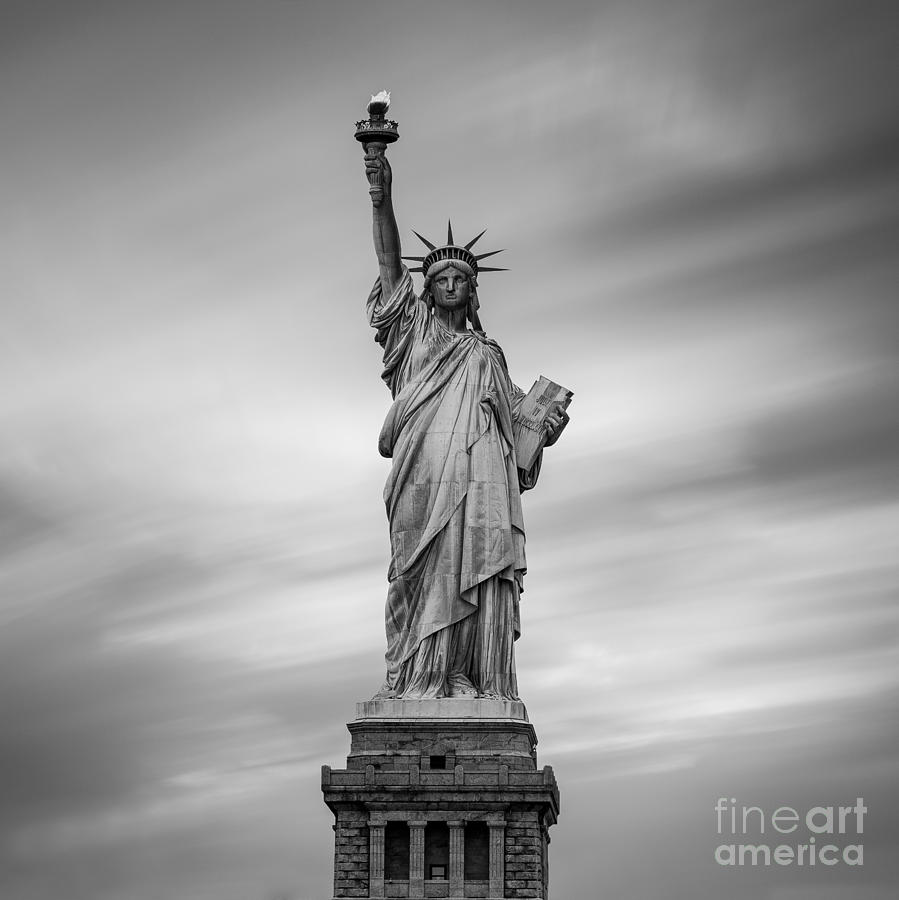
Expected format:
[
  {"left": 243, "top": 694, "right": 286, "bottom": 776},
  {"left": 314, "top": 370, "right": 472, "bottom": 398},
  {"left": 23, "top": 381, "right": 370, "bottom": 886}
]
[
  {"left": 347, "top": 719, "right": 537, "bottom": 772},
  {"left": 334, "top": 809, "right": 370, "bottom": 898},
  {"left": 504, "top": 808, "right": 548, "bottom": 899}
]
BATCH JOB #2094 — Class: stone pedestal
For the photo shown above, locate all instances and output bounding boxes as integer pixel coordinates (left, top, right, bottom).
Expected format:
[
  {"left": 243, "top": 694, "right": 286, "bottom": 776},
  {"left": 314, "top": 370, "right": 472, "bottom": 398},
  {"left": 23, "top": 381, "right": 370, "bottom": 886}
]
[{"left": 322, "top": 699, "right": 559, "bottom": 899}]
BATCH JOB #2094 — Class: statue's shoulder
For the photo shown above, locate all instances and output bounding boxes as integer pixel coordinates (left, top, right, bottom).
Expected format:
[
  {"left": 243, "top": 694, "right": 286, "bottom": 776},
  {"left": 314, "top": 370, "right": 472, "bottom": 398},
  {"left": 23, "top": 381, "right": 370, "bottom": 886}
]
[
  {"left": 475, "top": 332, "right": 512, "bottom": 371},
  {"left": 478, "top": 332, "right": 505, "bottom": 354}
]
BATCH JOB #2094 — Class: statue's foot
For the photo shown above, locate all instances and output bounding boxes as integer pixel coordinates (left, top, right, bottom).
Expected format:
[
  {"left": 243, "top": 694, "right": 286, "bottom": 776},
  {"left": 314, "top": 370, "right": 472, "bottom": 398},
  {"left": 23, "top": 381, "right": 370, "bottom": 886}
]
[
  {"left": 479, "top": 688, "right": 501, "bottom": 700},
  {"left": 447, "top": 673, "right": 478, "bottom": 698}
]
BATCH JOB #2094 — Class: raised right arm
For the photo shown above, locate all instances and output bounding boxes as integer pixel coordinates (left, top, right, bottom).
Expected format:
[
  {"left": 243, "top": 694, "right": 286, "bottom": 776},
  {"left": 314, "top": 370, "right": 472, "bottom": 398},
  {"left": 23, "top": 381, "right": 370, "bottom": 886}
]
[{"left": 365, "top": 148, "right": 403, "bottom": 297}]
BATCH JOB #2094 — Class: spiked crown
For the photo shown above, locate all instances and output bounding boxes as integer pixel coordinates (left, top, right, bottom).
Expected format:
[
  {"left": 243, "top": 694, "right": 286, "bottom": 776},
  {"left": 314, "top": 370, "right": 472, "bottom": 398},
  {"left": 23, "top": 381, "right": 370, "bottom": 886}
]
[{"left": 402, "top": 220, "right": 507, "bottom": 276}]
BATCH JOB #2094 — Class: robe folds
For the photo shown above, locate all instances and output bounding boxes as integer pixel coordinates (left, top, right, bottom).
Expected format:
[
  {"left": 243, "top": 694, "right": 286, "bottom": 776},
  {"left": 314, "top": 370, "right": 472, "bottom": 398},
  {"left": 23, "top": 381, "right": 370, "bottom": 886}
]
[{"left": 367, "top": 268, "right": 540, "bottom": 700}]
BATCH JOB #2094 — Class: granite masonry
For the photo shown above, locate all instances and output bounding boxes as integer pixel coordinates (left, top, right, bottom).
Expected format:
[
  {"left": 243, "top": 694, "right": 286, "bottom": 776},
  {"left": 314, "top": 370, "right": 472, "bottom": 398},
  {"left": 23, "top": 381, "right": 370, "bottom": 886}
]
[{"left": 322, "top": 699, "right": 559, "bottom": 899}]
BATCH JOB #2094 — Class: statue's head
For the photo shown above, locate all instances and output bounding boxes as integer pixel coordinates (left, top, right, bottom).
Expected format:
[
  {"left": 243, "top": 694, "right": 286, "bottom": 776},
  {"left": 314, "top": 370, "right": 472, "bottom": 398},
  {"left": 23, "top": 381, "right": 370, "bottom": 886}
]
[
  {"left": 402, "top": 223, "right": 505, "bottom": 334},
  {"left": 423, "top": 260, "right": 480, "bottom": 327}
]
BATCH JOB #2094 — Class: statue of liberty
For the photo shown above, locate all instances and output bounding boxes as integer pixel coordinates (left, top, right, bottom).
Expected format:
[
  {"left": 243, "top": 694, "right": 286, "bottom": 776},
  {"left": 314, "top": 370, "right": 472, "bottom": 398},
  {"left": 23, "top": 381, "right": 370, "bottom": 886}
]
[{"left": 359, "top": 94, "right": 570, "bottom": 701}]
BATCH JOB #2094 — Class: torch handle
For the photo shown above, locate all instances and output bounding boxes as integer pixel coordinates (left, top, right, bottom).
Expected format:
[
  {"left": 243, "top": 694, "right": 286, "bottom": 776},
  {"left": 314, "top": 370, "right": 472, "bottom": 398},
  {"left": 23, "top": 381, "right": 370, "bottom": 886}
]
[{"left": 365, "top": 141, "right": 387, "bottom": 203}]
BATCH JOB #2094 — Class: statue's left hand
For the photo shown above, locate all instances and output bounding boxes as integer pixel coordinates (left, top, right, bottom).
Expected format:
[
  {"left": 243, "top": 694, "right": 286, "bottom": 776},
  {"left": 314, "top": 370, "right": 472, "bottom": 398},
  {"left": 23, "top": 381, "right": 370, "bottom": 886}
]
[{"left": 543, "top": 402, "right": 570, "bottom": 447}]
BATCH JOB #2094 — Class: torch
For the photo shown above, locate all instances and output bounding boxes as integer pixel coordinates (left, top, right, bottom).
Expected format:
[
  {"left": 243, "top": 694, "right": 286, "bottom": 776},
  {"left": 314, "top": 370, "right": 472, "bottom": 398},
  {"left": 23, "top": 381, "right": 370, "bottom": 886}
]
[{"left": 355, "top": 90, "right": 399, "bottom": 204}]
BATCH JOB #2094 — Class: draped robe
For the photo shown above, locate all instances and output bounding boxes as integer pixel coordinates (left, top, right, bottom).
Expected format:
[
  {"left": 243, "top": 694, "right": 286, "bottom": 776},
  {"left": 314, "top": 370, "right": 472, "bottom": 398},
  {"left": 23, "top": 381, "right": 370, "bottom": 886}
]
[{"left": 367, "top": 268, "right": 541, "bottom": 700}]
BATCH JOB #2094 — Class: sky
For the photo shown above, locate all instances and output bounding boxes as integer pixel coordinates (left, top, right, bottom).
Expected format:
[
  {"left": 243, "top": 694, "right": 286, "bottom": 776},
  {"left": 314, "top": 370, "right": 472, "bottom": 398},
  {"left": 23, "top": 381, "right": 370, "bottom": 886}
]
[{"left": 1, "top": 1, "right": 898, "bottom": 898}]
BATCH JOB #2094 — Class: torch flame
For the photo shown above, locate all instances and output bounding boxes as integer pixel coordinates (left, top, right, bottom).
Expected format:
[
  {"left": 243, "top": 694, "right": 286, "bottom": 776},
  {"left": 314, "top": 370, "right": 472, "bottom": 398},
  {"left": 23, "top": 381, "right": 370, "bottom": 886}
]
[{"left": 369, "top": 90, "right": 391, "bottom": 110}]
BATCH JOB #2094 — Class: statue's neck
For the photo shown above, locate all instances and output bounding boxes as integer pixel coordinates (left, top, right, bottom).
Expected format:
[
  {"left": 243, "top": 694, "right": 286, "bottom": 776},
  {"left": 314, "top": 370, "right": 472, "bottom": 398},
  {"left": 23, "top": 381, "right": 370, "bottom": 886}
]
[{"left": 434, "top": 306, "right": 468, "bottom": 334}]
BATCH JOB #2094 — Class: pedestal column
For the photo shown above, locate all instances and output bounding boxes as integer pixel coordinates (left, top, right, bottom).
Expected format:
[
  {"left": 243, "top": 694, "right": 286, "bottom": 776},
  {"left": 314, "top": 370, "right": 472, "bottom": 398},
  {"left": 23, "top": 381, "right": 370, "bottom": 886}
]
[
  {"left": 409, "top": 820, "right": 427, "bottom": 896},
  {"left": 448, "top": 820, "right": 465, "bottom": 897},
  {"left": 488, "top": 821, "right": 506, "bottom": 898},
  {"left": 369, "top": 820, "right": 385, "bottom": 898}
]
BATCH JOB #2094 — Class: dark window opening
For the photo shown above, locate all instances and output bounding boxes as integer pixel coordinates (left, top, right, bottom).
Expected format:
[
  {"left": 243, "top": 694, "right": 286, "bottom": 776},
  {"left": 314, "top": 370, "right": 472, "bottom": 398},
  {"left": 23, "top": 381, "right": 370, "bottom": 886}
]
[
  {"left": 464, "top": 821, "right": 490, "bottom": 880},
  {"left": 424, "top": 822, "right": 449, "bottom": 879},
  {"left": 385, "top": 821, "right": 410, "bottom": 880},
  {"left": 429, "top": 754, "right": 446, "bottom": 770}
]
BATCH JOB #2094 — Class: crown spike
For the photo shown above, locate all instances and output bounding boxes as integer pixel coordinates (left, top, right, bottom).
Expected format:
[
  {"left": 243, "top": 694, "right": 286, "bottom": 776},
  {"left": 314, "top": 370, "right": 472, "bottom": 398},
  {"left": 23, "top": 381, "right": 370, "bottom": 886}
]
[
  {"left": 464, "top": 229, "right": 487, "bottom": 250},
  {"left": 407, "top": 220, "right": 508, "bottom": 277},
  {"left": 412, "top": 230, "right": 437, "bottom": 251}
]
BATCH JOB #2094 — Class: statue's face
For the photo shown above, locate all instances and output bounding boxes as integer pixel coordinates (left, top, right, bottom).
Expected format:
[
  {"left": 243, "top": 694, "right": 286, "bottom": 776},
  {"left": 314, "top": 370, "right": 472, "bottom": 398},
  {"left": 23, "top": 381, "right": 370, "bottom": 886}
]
[{"left": 430, "top": 266, "right": 471, "bottom": 312}]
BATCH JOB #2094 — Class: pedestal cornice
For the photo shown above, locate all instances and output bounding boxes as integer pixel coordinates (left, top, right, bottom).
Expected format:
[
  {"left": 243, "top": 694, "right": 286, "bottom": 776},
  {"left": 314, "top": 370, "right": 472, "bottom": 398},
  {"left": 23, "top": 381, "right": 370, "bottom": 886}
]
[{"left": 356, "top": 697, "right": 529, "bottom": 722}]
